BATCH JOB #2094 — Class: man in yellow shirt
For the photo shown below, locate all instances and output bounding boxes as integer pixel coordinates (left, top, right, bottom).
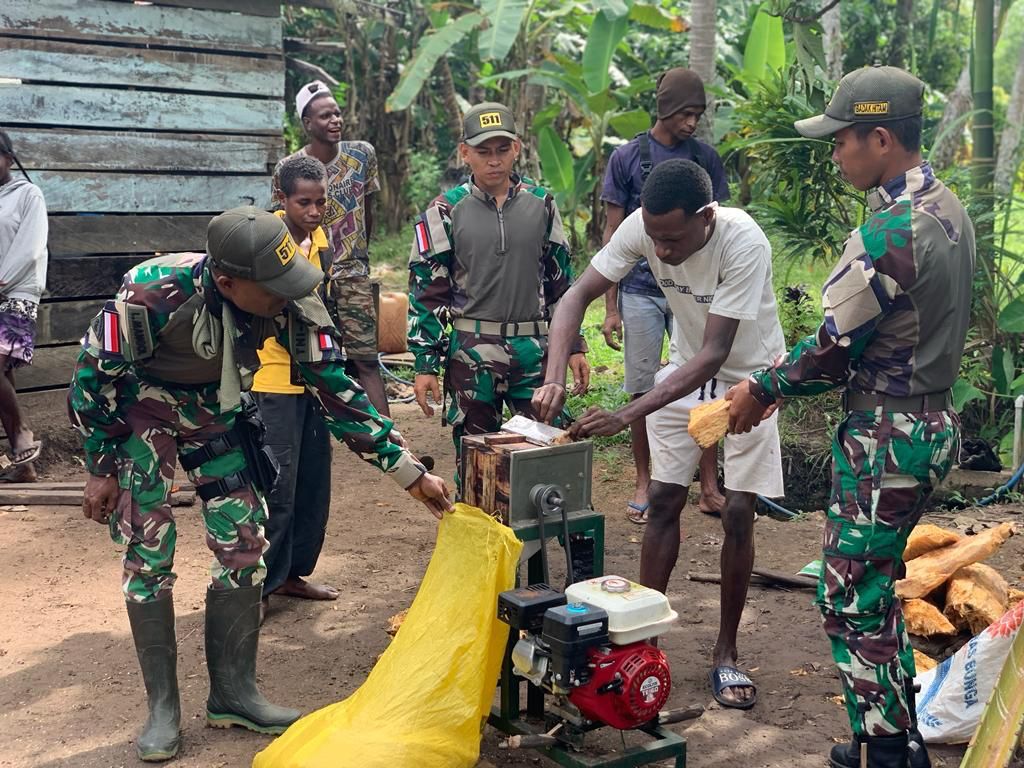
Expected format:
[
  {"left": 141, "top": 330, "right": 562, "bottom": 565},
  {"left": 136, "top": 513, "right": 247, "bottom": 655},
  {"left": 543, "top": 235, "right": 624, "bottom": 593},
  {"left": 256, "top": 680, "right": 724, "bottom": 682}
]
[{"left": 254, "top": 155, "right": 338, "bottom": 612}]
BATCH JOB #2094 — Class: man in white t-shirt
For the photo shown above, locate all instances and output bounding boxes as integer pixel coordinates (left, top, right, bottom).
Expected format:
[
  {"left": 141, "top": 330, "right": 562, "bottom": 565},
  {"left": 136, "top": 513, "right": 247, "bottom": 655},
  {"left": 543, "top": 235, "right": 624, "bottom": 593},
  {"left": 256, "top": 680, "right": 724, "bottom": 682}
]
[{"left": 533, "top": 159, "right": 785, "bottom": 709}]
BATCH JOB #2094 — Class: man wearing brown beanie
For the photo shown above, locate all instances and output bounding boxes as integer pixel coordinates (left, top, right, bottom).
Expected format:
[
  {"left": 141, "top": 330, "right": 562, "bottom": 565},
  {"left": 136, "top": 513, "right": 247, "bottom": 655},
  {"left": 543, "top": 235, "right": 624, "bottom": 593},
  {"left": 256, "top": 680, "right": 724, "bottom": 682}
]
[{"left": 600, "top": 68, "right": 731, "bottom": 531}]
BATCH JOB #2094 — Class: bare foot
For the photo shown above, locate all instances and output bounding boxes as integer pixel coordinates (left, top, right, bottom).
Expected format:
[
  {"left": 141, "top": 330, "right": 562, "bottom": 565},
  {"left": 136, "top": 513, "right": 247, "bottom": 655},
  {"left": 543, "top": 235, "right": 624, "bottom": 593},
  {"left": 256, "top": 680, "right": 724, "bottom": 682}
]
[
  {"left": 275, "top": 576, "right": 339, "bottom": 600},
  {"left": 1, "top": 462, "right": 36, "bottom": 483},
  {"left": 699, "top": 487, "right": 726, "bottom": 516}
]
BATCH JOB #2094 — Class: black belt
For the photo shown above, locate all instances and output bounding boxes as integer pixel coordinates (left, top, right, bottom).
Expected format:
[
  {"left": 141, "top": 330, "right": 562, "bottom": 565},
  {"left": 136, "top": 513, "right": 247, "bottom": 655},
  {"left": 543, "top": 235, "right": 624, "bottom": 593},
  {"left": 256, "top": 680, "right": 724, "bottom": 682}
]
[
  {"left": 452, "top": 318, "right": 549, "bottom": 336},
  {"left": 843, "top": 390, "right": 952, "bottom": 412}
]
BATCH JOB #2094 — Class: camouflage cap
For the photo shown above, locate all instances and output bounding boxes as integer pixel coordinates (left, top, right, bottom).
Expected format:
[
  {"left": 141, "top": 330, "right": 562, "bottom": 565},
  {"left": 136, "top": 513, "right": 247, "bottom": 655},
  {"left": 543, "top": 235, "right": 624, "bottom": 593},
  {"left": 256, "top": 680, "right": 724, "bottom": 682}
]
[
  {"left": 462, "top": 102, "right": 518, "bottom": 146},
  {"left": 207, "top": 206, "right": 323, "bottom": 300},
  {"left": 795, "top": 65, "right": 925, "bottom": 139}
]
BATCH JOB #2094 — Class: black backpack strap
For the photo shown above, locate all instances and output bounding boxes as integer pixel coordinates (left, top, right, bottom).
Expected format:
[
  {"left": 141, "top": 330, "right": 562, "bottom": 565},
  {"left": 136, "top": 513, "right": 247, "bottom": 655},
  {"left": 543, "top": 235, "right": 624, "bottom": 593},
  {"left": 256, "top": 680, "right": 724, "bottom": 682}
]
[{"left": 636, "top": 131, "right": 653, "bottom": 182}]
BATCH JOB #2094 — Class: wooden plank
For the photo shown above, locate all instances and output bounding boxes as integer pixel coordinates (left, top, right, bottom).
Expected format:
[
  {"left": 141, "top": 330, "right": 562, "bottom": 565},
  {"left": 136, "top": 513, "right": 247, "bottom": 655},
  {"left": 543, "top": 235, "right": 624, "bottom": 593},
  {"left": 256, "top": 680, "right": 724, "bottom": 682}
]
[
  {"left": 283, "top": 0, "right": 336, "bottom": 8},
  {"left": 48, "top": 215, "right": 211, "bottom": 257},
  {"left": 36, "top": 301, "right": 103, "bottom": 347},
  {"left": 0, "top": 0, "right": 282, "bottom": 53},
  {"left": 2, "top": 85, "right": 283, "bottom": 135},
  {"left": 284, "top": 37, "right": 347, "bottom": 54},
  {"left": 34, "top": 172, "right": 273, "bottom": 214},
  {"left": 0, "top": 488, "right": 194, "bottom": 506},
  {"left": 110, "top": 0, "right": 281, "bottom": 17},
  {"left": 13, "top": 344, "right": 80, "bottom": 392},
  {"left": 46, "top": 255, "right": 154, "bottom": 299},
  {"left": 0, "top": 38, "right": 284, "bottom": 98},
  {"left": 10, "top": 129, "right": 284, "bottom": 174}
]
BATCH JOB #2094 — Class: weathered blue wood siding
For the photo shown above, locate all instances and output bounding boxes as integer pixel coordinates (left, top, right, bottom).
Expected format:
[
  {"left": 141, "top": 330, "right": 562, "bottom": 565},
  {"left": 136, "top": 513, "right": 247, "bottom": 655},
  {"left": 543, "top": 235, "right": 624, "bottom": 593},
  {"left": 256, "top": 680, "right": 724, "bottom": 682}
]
[
  {"left": 1, "top": 0, "right": 282, "bottom": 53},
  {"left": 0, "top": 0, "right": 287, "bottom": 390}
]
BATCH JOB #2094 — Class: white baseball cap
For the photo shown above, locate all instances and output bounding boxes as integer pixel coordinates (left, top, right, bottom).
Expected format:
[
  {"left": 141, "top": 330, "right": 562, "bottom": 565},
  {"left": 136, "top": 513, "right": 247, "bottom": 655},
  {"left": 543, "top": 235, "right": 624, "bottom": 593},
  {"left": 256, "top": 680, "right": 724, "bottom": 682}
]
[{"left": 296, "top": 80, "right": 332, "bottom": 119}]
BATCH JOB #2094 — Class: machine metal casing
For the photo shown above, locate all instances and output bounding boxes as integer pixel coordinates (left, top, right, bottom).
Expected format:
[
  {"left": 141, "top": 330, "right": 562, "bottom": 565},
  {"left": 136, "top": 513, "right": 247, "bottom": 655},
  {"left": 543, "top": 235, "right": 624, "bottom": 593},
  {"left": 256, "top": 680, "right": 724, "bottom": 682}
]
[{"left": 461, "top": 434, "right": 593, "bottom": 529}]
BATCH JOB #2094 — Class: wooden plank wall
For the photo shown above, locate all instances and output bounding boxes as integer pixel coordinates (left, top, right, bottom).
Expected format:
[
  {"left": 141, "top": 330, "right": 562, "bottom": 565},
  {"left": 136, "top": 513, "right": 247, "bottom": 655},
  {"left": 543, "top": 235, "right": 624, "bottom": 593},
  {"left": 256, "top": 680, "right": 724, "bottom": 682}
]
[{"left": 1, "top": 0, "right": 286, "bottom": 392}]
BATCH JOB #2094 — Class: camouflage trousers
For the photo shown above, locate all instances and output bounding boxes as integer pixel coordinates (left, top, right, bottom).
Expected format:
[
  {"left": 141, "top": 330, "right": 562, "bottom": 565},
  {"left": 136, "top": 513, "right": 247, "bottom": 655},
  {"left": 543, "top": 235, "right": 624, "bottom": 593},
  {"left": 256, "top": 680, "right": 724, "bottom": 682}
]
[
  {"left": 445, "top": 330, "right": 560, "bottom": 490},
  {"left": 819, "top": 407, "right": 959, "bottom": 737},
  {"left": 329, "top": 272, "right": 378, "bottom": 362},
  {"left": 111, "top": 380, "right": 268, "bottom": 603}
]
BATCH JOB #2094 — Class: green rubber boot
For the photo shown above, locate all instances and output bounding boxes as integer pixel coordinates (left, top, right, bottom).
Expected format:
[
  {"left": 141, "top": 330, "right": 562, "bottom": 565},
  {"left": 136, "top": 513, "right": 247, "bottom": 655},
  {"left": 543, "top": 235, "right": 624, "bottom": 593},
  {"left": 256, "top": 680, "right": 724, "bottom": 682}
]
[
  {"left": 126, "top": 597, "right": 181, "bottom": 762},
  {"left": 204, "top": 585, "right": 300, "bottom": 735}
]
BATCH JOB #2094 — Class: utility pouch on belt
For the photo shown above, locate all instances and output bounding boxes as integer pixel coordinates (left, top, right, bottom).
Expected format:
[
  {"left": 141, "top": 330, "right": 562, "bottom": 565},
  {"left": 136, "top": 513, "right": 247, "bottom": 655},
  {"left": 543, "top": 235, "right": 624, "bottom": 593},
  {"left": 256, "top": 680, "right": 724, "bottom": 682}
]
[{"left": 180, "top": 393, "right": 280, "bottom": 502}]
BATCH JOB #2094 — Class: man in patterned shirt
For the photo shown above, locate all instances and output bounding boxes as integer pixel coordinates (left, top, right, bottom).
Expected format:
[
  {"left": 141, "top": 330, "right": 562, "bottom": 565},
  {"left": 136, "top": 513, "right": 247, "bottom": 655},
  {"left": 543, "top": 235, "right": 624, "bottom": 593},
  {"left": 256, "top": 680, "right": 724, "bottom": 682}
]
[
  {"left": 728, "top": 66, "right": 975, "bottom": 768},
  {"left": 407, "top": 102, "right": 589, "bottom": 490},
  {"left": 69, "top": 208, "right": 450, "bottom": 761},
  {"left": 274, "top": 80, "right": 390, "bottom": 416}
]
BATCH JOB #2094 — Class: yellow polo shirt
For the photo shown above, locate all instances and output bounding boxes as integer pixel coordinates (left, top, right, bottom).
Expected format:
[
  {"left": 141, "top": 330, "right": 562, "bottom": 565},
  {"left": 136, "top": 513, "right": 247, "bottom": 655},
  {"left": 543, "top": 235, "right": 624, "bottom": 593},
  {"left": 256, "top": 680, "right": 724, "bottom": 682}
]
[{"left": 253, "top": 212, "right": 330, "bottom": 394}]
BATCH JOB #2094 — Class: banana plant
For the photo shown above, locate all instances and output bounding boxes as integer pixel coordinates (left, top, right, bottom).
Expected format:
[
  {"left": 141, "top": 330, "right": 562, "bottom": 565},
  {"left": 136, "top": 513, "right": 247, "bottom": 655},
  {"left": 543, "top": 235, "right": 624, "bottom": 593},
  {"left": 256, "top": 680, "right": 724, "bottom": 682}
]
[{"left": 486, "top": 1, "right": 684, "bottom": 242}]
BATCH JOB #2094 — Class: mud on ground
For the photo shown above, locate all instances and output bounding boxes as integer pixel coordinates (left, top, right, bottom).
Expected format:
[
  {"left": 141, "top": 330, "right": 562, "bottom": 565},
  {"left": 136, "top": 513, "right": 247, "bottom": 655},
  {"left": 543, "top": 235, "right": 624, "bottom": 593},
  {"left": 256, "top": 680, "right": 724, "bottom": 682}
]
[{"left": 1, "top": 401, "right": 1021, "bottom": 768}]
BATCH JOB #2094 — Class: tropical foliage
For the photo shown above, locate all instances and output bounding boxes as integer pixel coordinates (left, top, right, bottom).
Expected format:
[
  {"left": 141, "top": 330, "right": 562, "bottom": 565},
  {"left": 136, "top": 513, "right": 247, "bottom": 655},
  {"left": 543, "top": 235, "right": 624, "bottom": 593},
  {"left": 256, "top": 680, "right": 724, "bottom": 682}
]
[{"left": 283, "top": 0, "right": 1024, "bottom": 463}]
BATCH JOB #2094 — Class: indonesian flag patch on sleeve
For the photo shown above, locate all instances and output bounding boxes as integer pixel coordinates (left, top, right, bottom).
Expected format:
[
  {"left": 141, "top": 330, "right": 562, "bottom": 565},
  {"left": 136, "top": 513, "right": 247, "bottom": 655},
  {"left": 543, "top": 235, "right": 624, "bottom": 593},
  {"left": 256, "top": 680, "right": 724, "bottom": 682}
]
[
  {"left": 102, "top": 309, "right": 121, "bottom": 354},
  {"left": 318, "top": 330, "right": 335, "bottom": 351},
  {"left": 414, "top": 219, "right": 430, "bottom": 255}
]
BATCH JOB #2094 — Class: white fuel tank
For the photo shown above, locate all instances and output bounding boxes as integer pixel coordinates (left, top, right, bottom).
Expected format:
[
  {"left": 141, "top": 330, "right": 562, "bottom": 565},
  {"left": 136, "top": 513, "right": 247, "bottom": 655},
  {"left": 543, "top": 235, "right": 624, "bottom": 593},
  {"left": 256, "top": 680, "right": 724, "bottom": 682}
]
[{"left": 564, "top": 576, "right": 678, "bottom": 645}]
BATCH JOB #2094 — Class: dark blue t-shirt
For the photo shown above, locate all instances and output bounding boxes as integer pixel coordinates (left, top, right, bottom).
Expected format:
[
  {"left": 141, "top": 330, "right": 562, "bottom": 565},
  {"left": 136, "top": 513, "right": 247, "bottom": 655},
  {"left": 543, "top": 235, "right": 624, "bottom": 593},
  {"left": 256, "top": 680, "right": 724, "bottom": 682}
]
[{"left": 601, "top": 132, "right": 730, "bottom": 295}]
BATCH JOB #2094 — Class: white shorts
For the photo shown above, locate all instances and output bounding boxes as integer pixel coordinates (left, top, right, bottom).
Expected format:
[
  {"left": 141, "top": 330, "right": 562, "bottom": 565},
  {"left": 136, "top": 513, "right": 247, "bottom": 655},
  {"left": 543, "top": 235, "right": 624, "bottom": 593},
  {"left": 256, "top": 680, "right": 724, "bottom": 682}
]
[{"left": 647, "top": 364, "right": 785, "bottom": 498}]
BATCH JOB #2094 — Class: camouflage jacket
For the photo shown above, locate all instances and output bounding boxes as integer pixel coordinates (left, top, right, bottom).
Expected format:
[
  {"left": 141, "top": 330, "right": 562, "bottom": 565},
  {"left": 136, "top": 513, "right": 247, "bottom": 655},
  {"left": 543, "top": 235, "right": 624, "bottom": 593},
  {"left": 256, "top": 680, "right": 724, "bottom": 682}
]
[
  {"left": 407, "top": 174, "right": 584, "bottom": 374},
  {"left": 68, "top": 252, "right": 424, "bottom": 488},
  {"left": 751, "top": 162, "right": 975, "bottom": 403}
]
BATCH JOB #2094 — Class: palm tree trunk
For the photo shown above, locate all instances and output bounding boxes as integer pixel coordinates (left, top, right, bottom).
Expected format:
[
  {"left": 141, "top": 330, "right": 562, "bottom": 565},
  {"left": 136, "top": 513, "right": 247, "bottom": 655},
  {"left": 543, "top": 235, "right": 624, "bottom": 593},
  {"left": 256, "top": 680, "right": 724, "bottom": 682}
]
[
  {"left": 437, "top": 58, "right": 464, "bottom": 148},
  {"left": 931, "top": 65, "right": 973, "bottom": 168},
  {"left": 995, "top": 39, "right": 1024, "bottom": 196},
  {"left": 822, "top": 0, "right": 843, "bottom": 81},
  {"left": 888, "top": 0, "right": 915, "bottom": 69},
  {"left": 931, "top": 0, "right": 1002, "bottom": 169},
  {"left": 687, "top": 0, "right": 717, "bottom": 143}
]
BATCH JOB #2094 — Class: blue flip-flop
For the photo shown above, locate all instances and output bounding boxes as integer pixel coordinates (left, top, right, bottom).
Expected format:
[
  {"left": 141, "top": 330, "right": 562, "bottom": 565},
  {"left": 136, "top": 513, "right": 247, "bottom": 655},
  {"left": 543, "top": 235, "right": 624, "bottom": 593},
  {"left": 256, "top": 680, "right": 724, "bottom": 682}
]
[
  {"left": 626, "top": 501, "right": 649, "bottom": 524},
  {"left": 710, "top": 665, "right": 757, "bottom": 710}
]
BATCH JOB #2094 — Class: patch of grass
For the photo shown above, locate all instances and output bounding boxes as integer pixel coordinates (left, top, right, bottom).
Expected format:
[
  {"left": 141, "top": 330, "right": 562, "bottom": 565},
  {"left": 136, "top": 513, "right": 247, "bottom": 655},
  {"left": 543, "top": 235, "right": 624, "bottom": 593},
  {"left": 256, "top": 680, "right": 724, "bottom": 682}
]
[{"left": 371, "top": 229, "right": 413, "bottom": 293}]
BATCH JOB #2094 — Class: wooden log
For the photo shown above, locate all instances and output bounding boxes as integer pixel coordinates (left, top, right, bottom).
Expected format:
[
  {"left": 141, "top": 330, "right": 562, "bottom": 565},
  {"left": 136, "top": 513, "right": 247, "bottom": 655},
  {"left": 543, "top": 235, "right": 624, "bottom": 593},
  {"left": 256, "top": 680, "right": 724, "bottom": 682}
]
[
  {"left": 0, "top": 38, "right": 283, "bottom": 98},
  {"left": 1, "top": 0, "right": 282, "bottom": 53},
  {"left": 896, "top": 523, "right": 1017, "bottom": 599},
  {"left": 0, "top": 488, "right": 194, "bottom": 506},
  {"left": 48, "top": 215, "right": 210, "bottom": 257},
  {"left": 0, "top": 480, "right": 194, "bottom": 492},
  {"left": 46, "top": 255, "right": 154, "bottom": 299},
  {"left": 3, "top": 85, "right": 282, "bottom": 135},
  {"left": 11, "top": 129, "right": 284, "bottom": 174},
  {"left": 34, "top": 171, "right": 273, "bottom": 214},
  {"left": 688, "top": 569, "right": 818, "bottom": 590}
]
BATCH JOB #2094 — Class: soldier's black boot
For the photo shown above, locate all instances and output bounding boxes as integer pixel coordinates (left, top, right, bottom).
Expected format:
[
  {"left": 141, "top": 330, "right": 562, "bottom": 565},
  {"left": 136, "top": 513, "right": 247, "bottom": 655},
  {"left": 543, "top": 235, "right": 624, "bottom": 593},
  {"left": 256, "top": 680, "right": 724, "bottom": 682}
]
[
  {"left": 204, "top": 585, "right": 301, "bottom": 734},
  {"left": 830, "top": 733, "right": 911, "bottom": 768},
  {"left": 126, "top": 597, "right": 181, "bottom": 762}
]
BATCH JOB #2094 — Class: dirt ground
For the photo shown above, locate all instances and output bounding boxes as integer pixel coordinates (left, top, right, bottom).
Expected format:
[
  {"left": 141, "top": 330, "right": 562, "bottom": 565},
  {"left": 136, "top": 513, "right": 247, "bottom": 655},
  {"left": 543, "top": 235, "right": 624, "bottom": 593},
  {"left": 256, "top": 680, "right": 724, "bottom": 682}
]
[{"left": 1, "top": 400, "right": 1022, "bottom": 768}]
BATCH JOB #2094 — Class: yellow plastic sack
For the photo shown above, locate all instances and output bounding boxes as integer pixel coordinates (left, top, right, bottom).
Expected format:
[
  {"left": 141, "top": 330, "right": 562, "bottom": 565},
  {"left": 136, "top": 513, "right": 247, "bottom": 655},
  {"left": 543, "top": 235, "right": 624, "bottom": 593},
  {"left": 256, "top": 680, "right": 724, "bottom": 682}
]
[{"left": 253, "top": 504, "right": 522, "bottom": 768}]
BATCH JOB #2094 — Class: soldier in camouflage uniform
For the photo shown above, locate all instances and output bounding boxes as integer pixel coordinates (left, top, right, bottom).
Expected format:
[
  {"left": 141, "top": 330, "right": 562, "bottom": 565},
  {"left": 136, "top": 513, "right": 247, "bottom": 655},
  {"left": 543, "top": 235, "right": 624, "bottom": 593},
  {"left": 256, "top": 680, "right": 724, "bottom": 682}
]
[
  {"left": 408, "top": 102, "right": 589, "bottom": 489},
  {"left": 69, "top": 207, "right": 451, "bottom": 762},
  {"left": 728, "top": 67, "right": 975, "bottom": 768}
]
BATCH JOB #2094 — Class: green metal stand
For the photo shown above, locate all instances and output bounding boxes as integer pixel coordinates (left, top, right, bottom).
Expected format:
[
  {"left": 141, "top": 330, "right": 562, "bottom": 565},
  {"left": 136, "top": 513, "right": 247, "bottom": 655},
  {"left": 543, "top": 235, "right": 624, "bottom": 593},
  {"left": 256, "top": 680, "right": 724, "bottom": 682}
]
[{"left": 488, "top": 510, "right": 687, "bottom": 768}]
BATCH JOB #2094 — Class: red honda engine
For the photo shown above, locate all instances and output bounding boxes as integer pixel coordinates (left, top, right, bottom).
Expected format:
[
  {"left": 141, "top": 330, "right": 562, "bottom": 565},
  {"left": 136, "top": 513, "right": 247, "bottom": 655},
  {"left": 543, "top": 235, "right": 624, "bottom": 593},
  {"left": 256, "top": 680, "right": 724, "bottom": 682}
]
[{"left": 569, "top": 641, "right": 672, "bottom": 730}]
